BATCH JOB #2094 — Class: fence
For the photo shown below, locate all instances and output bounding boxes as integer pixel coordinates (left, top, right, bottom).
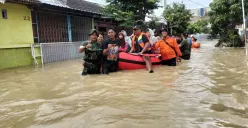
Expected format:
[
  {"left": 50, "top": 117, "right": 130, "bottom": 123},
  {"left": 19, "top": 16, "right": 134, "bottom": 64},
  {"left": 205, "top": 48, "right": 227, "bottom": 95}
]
[{"left": 40, "top": 42, "right": 84, "bottom": 65}]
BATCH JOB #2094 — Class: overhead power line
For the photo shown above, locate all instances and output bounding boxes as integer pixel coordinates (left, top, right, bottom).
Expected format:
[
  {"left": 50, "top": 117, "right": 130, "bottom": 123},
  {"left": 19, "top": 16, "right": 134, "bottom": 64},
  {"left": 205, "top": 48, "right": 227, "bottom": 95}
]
[{"left": 187, "top": 0, "right": 207, "bottom": 8}]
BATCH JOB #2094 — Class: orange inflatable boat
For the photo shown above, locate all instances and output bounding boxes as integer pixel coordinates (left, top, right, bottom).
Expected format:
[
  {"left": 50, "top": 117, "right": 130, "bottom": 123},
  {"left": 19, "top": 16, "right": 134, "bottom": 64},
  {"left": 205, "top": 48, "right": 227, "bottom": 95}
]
[
  {"left": 192, "top": 42, "right": 200, "bottom": 48},
  {"left": 118, "top": 52, "right": 161, "bottom": 70}
]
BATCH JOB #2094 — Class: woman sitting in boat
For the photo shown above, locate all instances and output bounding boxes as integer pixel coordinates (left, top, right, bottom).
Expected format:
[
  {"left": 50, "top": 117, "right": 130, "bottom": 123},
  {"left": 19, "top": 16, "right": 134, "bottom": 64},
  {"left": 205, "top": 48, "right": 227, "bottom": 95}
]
[
  {"left": 78, "top": 29, "right": 102, "bottom": 75},
  {"left": 154, "top": 29, "right": 182, "bottom": 66},
  {"left": 129, "top": 24, "right": 154, "bottom": 73},
  {"left": 118, "top": 32, "right": 128, "bottom": 52},
  {"left": 146, "top": 29, "right": 158, "bottom": 53},
  {"left": 146, "top": 29, "right": 158, "bottom": 46},
  {"left": 121, "top": 30, "right": 132, "bottom": 51}
]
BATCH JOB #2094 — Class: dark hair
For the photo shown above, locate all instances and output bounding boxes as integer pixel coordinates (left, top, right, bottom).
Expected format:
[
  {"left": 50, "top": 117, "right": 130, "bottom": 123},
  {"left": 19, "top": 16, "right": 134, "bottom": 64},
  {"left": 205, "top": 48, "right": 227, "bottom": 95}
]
[
  {"left": 108, "top": 28, "right": 116, "bottom": 32},
  {"left": 118, "top": 32, "right": 125, "bottom": 47},
  {"left": 192, "top": 37, "right": 197, "bottom": 41},
  {"left": 98, "top": 32, "right": 104, "bottom": 37},
  {"left": 182, "top": 32, "right": 188, "bottom": 37}
]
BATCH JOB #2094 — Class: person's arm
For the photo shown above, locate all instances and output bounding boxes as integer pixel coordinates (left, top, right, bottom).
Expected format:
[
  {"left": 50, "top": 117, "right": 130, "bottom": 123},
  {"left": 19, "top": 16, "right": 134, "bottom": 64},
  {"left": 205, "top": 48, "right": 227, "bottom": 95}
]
[
  {"left": 78, "top": 42, "right": 88, "bottom": 53},
  {"left": 179, "top": 39, "right": 187, "bottom": 48},
  {"left": 140, "top": 35, "right": 150, "bottom": 54},
  {"left": 154, "top": 40, "right": 160, "bottom": 51},
  {"left": 102, "top": 41, "right": 110, "bottom": 55},
  {"left": 129, "top": 47, "right": 134, "bottom": 53},
  {"left": 129, "top": 40, "right": 134, "bottom": 53}
]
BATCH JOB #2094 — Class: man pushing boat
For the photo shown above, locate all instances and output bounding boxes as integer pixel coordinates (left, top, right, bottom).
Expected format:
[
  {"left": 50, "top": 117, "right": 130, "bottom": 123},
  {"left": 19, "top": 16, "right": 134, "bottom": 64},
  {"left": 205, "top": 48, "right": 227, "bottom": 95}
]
[{"left": 129, "top": 23, "right": 154, "bottom": 73}]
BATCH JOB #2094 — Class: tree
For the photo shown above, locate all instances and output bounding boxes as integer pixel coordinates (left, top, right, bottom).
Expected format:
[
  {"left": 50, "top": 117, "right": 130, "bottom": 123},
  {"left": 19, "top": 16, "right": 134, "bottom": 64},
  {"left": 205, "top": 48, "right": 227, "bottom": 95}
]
[
  {"left": 104, "top": 0, "right": 160, "bottom": 27},
  {"left": 148, "top": 16, "right": 159, "bottom": 29},
  {"left": 148, "top": 20, "right": 156, "bottom": 29},
  {"left": 163, "top": 3, "right": 192, "bottom": 35},
  {"left": 209, "top": 0, "right": 248, "bottom": 47},
  {"left": 187, "top": 19, "right": 211, "bottom": 34}
]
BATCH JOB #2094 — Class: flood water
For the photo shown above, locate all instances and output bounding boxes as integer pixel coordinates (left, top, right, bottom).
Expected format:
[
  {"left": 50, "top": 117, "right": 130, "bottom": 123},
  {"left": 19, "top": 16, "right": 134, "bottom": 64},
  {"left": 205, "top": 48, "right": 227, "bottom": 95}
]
[{"left": 0, "top": 40, "right": 248, "bottom": 128}]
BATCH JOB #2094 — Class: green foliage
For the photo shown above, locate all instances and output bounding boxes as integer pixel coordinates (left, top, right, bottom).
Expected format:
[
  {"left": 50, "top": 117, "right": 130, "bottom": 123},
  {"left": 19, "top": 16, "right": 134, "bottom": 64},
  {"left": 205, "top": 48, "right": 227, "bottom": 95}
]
[
  {"left": 187, "top": 19, "right": 210, "bottom": 34},
  {"left": 209, "top": 0, "right": 248, "bottom": 47},
  {"left": 135, "top": 20, "right": 148, "bottom": 32},
  {"left": 163, "top": 3, "right": 192, "bottom": 35},
  {"left": 148, "top": 20, "right": 156, "bottom": 29},
  {"left": 104, "top": 0, "right": 160, "bottom": 27}
]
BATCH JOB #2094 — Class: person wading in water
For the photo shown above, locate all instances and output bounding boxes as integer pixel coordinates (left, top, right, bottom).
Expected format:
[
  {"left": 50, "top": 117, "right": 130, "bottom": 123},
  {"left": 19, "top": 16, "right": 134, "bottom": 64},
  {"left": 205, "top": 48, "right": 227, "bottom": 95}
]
[
  {"left": 102, "top": 28, "right": 120, "bottom": 74},
  {"left": 78, "top": 29, "right": 102, "bottom": 75},
  {"left": 154, "top": 29, "right": 182, "bottom": 66},
  {"left": 179, "top": 32, "right": 191, "bottom": 60},
  {"left": 129, "top": 24, "right": 154, "bottom": 73}
]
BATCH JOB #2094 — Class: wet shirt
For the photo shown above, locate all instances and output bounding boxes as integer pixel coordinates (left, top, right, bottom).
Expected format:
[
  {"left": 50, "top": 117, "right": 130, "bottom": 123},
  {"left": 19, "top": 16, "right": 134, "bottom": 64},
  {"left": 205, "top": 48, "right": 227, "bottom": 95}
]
[
  {"left": 134, "top": 34, "right": 150, "bottom": 53},
  {"left": 81, "top": 41, "right": 102, "bottom": 63},
  {"left": 180, "top": 38, "right": 191, "bottom": 56},
  {"left": 102, "top": 39, "right": 120, "bottom": 62}
]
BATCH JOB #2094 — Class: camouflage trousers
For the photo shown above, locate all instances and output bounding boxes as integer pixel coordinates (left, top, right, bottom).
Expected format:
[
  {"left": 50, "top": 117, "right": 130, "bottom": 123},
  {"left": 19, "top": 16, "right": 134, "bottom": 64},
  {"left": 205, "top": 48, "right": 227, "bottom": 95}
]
[{"left": 82, "top": 61, "right": 101, "bottom": 75}]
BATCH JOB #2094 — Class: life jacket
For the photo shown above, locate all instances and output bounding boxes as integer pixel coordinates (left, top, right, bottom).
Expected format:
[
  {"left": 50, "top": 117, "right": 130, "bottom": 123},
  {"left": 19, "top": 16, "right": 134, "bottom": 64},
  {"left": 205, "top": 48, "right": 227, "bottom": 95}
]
[{"left": 132, "top": 33, "right": 151, "bottom": 51}]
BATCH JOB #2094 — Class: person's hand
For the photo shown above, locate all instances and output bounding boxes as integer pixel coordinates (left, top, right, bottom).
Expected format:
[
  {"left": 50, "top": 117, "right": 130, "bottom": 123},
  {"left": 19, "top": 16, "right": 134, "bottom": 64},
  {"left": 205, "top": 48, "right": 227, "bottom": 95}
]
[
  {"left": 177, "top": 57, "right": 181, "bottom": 62},
  {"left": 138, "top": 52, "right": 143, "bottom": 55},
  {"left": 86, "top": 44, "right": 92, "bottom": 49},
  {"left": 108, "top": 44, "right": 112, "bottom": 48},
  {"left": 79, "top": 46, "right": 84, "bottom": 49}
]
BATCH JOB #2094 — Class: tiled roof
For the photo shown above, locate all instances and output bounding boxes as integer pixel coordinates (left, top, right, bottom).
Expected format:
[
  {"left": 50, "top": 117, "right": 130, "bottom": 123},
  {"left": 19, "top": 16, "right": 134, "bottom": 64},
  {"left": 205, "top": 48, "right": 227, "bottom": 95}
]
[
  {"left": 40, "top": 0, "right": 104, "bottom": 14},
  {"left": 1, "top": 0, "right": 104, "bottom": 15}
]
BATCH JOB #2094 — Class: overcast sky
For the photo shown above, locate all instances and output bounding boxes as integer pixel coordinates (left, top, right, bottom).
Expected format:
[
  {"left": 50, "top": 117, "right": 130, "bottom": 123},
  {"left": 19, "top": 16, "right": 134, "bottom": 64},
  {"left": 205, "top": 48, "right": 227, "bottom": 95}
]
[{"left": 85, "top": 0, "right": 213, "bottom": 16}]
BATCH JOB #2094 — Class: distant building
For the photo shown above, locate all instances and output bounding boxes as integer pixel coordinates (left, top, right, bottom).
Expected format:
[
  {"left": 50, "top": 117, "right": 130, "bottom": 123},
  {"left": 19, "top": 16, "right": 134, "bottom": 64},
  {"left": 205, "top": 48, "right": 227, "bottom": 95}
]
[{"left": 190, "top": 7, "right": 211, "bottom": 23}]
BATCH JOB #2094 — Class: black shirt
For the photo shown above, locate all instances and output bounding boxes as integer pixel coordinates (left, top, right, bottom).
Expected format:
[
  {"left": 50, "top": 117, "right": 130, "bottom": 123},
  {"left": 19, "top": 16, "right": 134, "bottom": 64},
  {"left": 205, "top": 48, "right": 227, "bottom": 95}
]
[
  {"left": 134, "top": 34, "right": 150, "bottom": 53},
  {"left": 102, "top": 39, "right": 120, "bottom": 63}
]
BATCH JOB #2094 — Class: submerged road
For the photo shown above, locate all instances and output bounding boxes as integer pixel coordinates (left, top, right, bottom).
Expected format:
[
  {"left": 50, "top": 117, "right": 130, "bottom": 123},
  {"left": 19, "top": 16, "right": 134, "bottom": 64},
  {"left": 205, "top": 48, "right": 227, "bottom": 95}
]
[{"left": 0, "top": 40, "right": 248, "bottom": 128}]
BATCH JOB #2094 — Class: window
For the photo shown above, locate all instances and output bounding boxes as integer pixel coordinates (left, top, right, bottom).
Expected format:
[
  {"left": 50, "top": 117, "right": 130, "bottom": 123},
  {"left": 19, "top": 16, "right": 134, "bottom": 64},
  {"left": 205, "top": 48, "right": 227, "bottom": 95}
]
[
  {"left": 32, "top": 11, "right": 39, "bottom": 43},
  {"left": 2, "top": 9, "right": 7, "bottom": 19}
]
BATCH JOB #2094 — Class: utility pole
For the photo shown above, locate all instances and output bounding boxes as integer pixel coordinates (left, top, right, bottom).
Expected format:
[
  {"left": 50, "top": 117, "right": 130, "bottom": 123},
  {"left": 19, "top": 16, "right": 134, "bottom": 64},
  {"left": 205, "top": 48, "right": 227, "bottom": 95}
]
[
  {"left": 164, "top": 0, "right": 167, "bottom": 9},
  {"left": 242, "top": 0, "right": 247, "bottom": 55}
]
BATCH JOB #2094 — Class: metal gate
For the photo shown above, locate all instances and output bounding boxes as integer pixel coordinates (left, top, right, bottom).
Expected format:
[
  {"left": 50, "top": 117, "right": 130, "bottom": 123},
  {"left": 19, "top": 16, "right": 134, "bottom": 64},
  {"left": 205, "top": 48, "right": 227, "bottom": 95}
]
[{"left": 40, "top": 42, "right": 84, "bottom": 65}]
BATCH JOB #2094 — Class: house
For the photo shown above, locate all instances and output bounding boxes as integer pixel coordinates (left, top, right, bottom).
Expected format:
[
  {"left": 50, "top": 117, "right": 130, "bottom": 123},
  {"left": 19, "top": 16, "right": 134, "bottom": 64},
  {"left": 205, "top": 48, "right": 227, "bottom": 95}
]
[{"left": 0, "top": 0, "right": 123, "bottom": 70}]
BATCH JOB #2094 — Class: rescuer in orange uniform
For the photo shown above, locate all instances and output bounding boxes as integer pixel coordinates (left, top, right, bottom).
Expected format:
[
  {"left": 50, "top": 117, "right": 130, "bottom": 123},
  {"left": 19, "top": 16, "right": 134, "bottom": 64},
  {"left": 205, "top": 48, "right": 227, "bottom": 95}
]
[{"left": 154, "top": 29, "right": 182, "bottom": 66}]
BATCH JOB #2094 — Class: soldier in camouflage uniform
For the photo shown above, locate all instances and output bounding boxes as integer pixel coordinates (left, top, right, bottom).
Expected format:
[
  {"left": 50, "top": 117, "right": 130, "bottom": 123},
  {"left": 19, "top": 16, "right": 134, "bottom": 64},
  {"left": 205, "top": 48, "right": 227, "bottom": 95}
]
[{"left": 79, "top": 29, "right": 102, "bottom": 75}]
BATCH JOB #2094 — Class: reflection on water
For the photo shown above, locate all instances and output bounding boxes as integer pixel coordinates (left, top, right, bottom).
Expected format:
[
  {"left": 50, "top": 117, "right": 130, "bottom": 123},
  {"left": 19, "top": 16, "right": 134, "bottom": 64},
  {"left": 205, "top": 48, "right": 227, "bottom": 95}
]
[{"left": 0, "top": 40, "right": 248, "bottom": 128}]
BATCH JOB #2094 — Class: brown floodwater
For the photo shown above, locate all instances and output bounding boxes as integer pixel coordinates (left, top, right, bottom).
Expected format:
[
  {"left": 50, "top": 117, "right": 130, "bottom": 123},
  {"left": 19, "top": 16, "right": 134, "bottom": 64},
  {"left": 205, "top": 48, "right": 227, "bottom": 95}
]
[{"left": 0, "top": 40, "right": 248, "bottom": 128}]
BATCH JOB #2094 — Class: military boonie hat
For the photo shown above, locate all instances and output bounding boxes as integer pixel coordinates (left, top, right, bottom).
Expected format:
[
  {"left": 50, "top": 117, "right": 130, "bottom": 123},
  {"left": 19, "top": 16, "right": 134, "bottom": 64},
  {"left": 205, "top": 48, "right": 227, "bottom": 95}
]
[{"left": 89, "top": 29, "right": 98, "bottom": 36}]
